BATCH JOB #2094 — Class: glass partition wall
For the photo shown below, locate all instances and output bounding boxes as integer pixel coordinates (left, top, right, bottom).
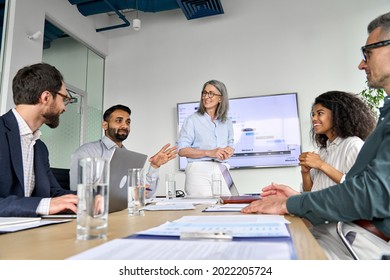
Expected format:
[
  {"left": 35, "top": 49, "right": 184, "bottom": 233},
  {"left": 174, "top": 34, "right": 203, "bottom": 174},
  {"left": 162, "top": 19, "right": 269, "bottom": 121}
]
[
  {"left": 42, "top": 21, "right": 105, "bottom": 169},
  {"left": 0, "top": 0, "right": 8, "bottom": 111}
]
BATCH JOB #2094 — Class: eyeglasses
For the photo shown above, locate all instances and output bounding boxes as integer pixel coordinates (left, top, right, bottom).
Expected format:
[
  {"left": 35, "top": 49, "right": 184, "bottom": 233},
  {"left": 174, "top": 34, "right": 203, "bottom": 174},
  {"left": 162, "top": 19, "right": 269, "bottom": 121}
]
[
  {"left": 361, "top": 39, "right": 390, "bottom": 62},
  {"left": 54, "top": 90, "right": 73, "bottom": 106},
  {"left": 201, "top": 90, "right": 222, "bottom": 98}
]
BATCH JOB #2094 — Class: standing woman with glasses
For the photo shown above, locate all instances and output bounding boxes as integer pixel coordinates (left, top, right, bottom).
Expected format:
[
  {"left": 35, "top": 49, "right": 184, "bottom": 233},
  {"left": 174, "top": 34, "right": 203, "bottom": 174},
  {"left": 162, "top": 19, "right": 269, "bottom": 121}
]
[{"left": 177, "top": 80, "right": 235, "bottom": 197}]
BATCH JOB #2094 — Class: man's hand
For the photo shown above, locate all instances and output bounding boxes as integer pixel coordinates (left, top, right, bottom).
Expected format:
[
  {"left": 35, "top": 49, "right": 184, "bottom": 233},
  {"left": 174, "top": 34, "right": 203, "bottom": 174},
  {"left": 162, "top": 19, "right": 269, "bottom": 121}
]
[
  {"left": 149, "top": 143, "right": 178, "bottom": 168},
  {"left": 241, "top": 196, "right": 289, "bottom": 215},
  {"left": 48, "top": 194, "right": 78, "bottom": 214},
  {"left": 261, "top": 182, "right": 299, "bottom": 198}
]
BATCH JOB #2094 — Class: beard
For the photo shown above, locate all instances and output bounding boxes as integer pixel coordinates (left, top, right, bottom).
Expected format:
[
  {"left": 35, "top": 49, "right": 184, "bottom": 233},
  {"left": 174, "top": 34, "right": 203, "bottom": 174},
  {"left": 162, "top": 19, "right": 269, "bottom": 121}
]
[
  {"left": 367, "top": 73, "right": 390, "bottom": 89},
  {"left": 43, "top": 110, "right": 60, "bottom": 128},
  {"left": 107, "top": 127, "right": 129, "bottom": 141}
]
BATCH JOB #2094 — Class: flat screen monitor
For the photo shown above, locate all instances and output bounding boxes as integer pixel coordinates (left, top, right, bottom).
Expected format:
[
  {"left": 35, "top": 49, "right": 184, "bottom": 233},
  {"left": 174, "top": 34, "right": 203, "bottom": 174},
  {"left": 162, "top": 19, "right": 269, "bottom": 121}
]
[{"left": 177, "top": 92, "right": 302, "bottom": 170}]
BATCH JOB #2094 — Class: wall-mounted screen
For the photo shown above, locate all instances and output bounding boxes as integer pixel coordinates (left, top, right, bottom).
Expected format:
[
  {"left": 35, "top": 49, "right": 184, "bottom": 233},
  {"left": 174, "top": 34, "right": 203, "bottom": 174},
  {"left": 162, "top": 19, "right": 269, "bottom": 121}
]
[{"left": 177, "top": 92, "right": 302, "bottom": 170}]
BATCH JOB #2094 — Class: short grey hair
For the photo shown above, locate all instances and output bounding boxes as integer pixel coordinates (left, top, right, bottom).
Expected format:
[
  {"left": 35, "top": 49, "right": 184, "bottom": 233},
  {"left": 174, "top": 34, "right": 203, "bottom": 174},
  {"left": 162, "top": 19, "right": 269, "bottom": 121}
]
[{"left": 368, "top": 12, "right": 390, "bottom": 38}]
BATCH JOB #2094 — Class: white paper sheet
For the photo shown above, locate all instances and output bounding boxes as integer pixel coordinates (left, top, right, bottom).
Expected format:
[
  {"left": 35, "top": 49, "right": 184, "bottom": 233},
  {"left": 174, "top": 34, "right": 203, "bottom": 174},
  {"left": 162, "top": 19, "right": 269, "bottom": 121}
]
[
  {"left": 144, "top": 203, "right": 196, "bottom": 211},
  {"left": 0, "top": 217, "right": 41, "bottom": 227},
  {"left": 0, "top": 218, "right": 71, "bottom": 233},
  {"left": 68, "top": 238, "right": 294, "bottom": 260},
  {"left": 154, "top": 197, "right": 219, "bottom": 205},
  {"left": 203, "top": 203, "right": 249, "bottom": 212}
]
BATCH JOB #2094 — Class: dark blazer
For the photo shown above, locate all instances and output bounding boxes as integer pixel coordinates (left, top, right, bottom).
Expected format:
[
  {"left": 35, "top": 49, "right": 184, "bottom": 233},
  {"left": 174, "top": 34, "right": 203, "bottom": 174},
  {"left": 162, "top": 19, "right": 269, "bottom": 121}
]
[{"left": 0, "top": 110, "right": 75, "bottom": 217}]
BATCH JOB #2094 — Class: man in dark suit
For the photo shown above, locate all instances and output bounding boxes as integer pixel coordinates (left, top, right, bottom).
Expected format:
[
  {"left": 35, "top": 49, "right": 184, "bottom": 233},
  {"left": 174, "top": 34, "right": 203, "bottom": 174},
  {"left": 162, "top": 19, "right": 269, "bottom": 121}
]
[{"left": 0, "top": 63, "right": 77, "bottom": 217}]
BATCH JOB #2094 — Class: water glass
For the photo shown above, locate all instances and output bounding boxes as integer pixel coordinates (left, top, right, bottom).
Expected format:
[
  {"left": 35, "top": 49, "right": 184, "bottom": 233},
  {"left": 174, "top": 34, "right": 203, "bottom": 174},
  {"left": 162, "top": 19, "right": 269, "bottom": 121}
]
[
  {"left": 77, "top": 157, "right": 109, "bottom": 240},
  {"left": 165, "top": 173, "right": 176, "bottom": 199},
  {"left": 128, "top": 168, "right": 146, "bottom": 216}
]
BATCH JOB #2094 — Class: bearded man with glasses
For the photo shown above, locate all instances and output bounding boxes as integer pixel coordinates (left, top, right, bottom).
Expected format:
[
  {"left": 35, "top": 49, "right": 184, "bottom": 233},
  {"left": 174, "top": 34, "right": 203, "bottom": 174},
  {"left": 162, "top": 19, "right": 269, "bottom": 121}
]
[{"left": 0, "top": 63, "right": 77, "bottom": 217}]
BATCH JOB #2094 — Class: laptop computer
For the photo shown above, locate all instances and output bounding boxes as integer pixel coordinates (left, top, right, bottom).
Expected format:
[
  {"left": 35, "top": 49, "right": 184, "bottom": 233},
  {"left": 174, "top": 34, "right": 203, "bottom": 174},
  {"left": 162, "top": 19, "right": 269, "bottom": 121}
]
[
  {"left": 108, "top": 148, "right": 148, "bottom": 213},
  {"left": 219, "top": 165, "right": 261, "bottom": 204},
  {"left": 43, "top": 148, "right": 147, "bottom": 218}
]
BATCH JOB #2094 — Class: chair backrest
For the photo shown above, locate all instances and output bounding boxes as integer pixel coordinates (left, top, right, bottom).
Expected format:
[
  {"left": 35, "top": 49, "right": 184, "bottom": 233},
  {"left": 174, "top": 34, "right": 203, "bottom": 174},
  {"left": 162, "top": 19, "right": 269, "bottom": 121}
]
[
  {"left": 51, "top": 168, "right": 70, "bottom": 190},
  {"left": 336, "top": 221, "right": 360, "bottom": 260}
]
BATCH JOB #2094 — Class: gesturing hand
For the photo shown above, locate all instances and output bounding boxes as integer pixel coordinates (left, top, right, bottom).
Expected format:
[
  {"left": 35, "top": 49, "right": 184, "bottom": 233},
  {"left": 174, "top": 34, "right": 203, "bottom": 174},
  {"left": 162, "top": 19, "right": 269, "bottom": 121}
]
[
  {"left": 261, "top": 182, "right": 299, "bottom": 198},
  {"left": 149, "top": 143, "right": 178, "bottom": 168}
]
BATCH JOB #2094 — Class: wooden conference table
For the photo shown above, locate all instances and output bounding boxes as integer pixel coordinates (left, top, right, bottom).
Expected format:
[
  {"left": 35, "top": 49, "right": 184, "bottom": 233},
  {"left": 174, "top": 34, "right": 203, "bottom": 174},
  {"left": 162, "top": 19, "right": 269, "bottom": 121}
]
[{"left": 0, "top": 205, "right": 327, "bottom": 260}]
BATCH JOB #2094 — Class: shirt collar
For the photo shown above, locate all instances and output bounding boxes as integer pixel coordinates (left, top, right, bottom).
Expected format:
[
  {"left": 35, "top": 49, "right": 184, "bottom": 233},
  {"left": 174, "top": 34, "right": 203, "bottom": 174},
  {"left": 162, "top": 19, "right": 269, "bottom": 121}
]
[
  {"left": 205, "top": 112, "right": 219, "bottom": 124},
  {"left": 326, "top": 136, "right": 342, "bottom": 148},
  {"left": 101, "top": 135, "right": 124, "bottom": 150},
  {"left": 379, "top": 95, "right": 390, "bottom": 116},
  {"left": 383, "top": 95, "right": 390, "bottom": 106},
  {"left": 12, "top": 108, "right": 41, "bottom": 139}
]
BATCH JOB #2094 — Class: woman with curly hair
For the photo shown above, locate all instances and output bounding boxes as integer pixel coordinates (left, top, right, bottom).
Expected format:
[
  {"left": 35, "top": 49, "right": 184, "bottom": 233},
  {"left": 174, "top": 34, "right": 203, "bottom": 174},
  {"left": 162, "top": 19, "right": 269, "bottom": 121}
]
[{"left": 299, "top": 91, "right": 376, "bottom": 192}]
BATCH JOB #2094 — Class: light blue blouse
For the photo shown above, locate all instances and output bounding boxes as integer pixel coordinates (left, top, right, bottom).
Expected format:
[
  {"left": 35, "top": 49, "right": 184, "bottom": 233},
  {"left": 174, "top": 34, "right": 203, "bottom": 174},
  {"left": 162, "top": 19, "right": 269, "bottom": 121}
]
[{"left": 177, "top": 112, "right": 234, "bottom": 163}]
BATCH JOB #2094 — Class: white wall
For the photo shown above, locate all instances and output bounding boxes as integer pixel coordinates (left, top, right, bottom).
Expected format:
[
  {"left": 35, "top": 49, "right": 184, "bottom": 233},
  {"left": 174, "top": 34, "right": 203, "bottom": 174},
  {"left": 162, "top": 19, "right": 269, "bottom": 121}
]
[
  {"left": 0, "top": 0, "right": 108, "bottom": 113},
  {"left": 103, "top": 0, "right": 390, "bottom": 195}
]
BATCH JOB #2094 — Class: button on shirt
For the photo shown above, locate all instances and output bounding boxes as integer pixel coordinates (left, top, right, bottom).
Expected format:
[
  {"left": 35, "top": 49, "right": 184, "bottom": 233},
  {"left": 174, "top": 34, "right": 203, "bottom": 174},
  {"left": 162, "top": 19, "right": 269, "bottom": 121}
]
[
  {"left": 177, "top": 112, "right": 234, "bottom": 163},
  {"left": 12, "top": 109, "right": 50, "bottom": 215}
]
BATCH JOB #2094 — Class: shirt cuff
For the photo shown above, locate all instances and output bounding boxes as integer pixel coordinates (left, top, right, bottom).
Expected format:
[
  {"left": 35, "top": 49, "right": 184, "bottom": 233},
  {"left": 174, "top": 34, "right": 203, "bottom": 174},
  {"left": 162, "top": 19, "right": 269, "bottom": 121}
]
[
  {"left": 36, "top": 198, "right": 51, "bottom": 215},
  {"left": 286, "top": 194, "right": 303, "bottom": 216},
  {"left": 145, "top": 165, "right": 159, "bottom": 198},
  {"left": 147, "top": 165, "right": 159, "bottom": 178}
]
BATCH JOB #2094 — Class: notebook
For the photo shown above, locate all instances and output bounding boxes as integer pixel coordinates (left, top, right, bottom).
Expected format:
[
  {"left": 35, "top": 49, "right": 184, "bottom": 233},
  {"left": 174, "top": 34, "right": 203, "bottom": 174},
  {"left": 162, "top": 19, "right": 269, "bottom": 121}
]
[
  {"left": 108, "top": 148, "right": 148, "bottom": 213},
  {"left": 219, "top": 165, "right": 261, "bottom": 204},
  {"left": 43, "top": 148, "right": 147, "bottom": 218}
]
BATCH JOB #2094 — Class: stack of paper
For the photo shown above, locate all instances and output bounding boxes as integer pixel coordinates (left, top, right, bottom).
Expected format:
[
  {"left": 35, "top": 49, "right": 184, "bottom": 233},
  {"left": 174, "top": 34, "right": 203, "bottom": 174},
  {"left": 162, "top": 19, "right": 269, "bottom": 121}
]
[
  {"left": 0, "top": 217, "right": 71, "bottom": 233},
  {"left": 202, "top": 203, "right": 248, "bottom": 212},
  {"left": 144, "top": 197, "right": 219, "bottom": 211},
  {"left": 0, "top": 217, "right": 41, "bottom": 227},
  {"left": 143, "top": 203, "right": 195, "bottom": 211},
  {"left": 147, "top": 197, "right": 219, "bottom": 205}
]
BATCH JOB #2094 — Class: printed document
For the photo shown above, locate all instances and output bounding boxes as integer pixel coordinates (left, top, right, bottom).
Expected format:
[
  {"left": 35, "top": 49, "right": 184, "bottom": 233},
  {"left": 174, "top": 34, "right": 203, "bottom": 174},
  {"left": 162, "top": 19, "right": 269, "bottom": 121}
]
[
  {"left": 68, "top": 238, "right": 295, "bottom": 260},
  {"left": 137, "top": 215, "right": 290, "bottom": 238}
]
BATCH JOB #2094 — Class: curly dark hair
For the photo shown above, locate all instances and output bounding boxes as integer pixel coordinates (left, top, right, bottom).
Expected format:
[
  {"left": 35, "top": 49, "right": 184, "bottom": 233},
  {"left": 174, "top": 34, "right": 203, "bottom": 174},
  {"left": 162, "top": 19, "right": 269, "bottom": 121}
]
[{"left": 311, "top": 91, "right": 376, "bottom": 148}]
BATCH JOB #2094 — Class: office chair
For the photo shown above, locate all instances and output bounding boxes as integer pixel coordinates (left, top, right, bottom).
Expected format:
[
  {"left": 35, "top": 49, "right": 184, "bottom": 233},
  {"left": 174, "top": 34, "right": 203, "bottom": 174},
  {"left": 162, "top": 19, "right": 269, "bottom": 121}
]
[
  {"left": 337, "top": 221, "right": 390, "bottom": 260},
  {"left": 336, "top": 221, "right": 360, "bottom": 260},
  {"left": 50, "top": 167, "right": 70, "bottom": 190}
]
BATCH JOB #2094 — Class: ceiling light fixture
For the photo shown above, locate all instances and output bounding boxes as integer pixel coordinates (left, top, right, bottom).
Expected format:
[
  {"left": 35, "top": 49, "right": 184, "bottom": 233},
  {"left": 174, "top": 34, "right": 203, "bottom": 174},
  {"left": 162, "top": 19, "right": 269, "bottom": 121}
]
[
  {"left": 133, "top": 0, "right": 141, "bottom": 31},
  {"left": 133, "top": 18, "right": 141, "bottom": 31}
]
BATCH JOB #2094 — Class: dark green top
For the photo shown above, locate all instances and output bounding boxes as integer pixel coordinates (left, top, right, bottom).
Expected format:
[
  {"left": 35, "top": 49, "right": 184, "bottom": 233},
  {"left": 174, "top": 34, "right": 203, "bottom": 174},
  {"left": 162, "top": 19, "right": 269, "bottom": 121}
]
[{"left": 287, "top": 96, "right": 390, "bottom": 237}]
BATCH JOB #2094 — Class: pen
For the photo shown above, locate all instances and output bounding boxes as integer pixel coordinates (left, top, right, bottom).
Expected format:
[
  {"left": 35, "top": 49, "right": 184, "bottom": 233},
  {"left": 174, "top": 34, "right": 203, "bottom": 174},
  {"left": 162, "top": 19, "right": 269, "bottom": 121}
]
[{"left": 146, "top": 187, "right": 152, "bottom": 191}]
